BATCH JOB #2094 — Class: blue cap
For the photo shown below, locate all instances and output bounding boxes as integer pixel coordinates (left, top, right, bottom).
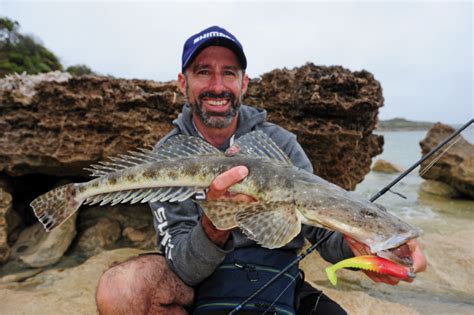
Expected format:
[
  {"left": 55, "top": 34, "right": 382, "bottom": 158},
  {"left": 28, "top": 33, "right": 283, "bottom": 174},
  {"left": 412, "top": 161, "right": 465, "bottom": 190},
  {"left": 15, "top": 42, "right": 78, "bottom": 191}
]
[{"left": 181, "top": 25, "right": 247, "bottom": 72}]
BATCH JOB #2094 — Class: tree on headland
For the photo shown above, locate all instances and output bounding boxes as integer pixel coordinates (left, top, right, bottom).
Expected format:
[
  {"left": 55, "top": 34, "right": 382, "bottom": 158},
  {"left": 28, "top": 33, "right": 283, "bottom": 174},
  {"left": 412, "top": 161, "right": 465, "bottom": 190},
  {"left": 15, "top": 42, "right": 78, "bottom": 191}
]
[
  {"left": 0, "top": 17, "right": 95, "bottom": 78},
  {"left": 0, "top": 17, "right": 63, "bottom": 77},
  {"left": 66, "top": 64, "right": 94, "bottom": 76}
]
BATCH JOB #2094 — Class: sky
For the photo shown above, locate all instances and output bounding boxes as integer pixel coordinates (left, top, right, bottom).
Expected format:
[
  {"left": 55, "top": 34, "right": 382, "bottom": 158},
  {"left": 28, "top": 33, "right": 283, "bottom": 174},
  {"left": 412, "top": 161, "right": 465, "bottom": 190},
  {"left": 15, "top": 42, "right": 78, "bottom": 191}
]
[{"left": 1, "top": 0, "right": 472, "bottom": 124}]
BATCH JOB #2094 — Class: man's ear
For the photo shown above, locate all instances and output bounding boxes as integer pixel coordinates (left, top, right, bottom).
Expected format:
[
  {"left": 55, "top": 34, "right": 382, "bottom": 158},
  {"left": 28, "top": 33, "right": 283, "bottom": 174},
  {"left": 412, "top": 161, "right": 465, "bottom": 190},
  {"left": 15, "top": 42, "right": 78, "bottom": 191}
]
[
  {"left": 241, "top": 73, "right": 250, "bottom": 95},
  {"left": 178, "top": 72, "right": 187, "bottom": 96}
]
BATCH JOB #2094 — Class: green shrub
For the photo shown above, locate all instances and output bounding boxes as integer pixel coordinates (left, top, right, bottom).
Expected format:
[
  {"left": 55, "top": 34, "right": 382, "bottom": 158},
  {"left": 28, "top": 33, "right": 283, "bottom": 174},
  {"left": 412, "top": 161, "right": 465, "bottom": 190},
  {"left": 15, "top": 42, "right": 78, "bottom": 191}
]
[{"left": 0, "top": 17, "right": 65, "bottom": 77}]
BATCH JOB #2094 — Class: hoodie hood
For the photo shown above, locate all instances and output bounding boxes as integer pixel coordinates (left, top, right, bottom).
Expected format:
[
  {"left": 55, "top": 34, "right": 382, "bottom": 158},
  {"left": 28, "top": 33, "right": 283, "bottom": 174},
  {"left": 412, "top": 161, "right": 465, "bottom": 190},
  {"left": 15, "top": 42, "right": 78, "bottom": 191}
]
[{"left": 172, "top": 104, "right": 268, "bottom": 149}]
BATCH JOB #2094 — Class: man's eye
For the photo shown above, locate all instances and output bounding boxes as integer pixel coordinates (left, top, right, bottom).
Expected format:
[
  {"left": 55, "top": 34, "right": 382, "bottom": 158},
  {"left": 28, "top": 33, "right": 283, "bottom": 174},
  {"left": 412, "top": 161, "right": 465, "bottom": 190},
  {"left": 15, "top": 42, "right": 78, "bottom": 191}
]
[
  {"left": 224, "top": 71, "right": 236, "bottom": 76},
  {"left": 197, "top": 70, "right": 210, "bottom": 75}
]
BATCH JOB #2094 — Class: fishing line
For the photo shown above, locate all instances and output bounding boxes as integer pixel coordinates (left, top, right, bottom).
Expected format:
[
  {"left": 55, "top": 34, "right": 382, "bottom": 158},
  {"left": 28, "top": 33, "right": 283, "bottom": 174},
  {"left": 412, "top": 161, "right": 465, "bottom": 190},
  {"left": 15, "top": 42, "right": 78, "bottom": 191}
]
[
  {"left": 369, "top": 119, "right": 473, "bottom": 202},
  {"left": 262, "top": 273, "right": 299, "bottom": 315},
  {"left": 228, "top": 231, "right": 334, "bottom": 315},
  {"left": 419, "top": 134, "right": 462, "bottom": 177}
]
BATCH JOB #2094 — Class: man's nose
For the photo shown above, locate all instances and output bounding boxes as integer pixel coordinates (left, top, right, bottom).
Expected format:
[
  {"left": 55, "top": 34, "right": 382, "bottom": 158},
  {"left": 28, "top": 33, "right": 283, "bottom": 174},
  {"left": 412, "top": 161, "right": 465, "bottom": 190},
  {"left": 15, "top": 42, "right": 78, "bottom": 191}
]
[{"left": 208, "top": 73, "right": 226, "bottom": 94}]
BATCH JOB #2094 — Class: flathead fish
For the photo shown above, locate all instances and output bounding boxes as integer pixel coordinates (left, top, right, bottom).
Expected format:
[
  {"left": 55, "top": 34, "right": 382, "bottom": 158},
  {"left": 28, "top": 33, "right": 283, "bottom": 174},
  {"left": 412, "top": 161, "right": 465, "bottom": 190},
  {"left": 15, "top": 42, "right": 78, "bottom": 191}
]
[{"left": 30, "top": 131, "right": 419, "bottom": 265}]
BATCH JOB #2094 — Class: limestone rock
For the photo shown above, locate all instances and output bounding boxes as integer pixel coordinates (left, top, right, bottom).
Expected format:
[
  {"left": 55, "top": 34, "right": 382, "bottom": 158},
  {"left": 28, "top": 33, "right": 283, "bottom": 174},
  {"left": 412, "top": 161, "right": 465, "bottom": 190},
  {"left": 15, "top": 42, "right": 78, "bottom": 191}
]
[
  {"left": 5, "top": 206, "right": 22, "bottom": 243},
  {"left": 77, "top": 204, "right": 156, "bottom": 251},
  {"left": 0, "top": 71, "right": 71, "bottom": 105},
  {"left": 245, "top": 64, "right": 384, "bottom": 189},
  {"left": 419, "top": 123, "right": 474, "bottom": 198},
  {"left": 0, "top": 73, "right": 182, "bottom": 177},
  {"left": 0, "top": 188, "right": 12, "bottom": 263},
  {"left": 0, "top": 268, "right": 42, "bottom": 283},
  {"left": 0, "top": 248, "right": 144, "bottom": 315},
  {"left": 10, "top": 213, "right": 77, "bottom": 267},
  {"left": 0, "top": 247, "right": 420, "bottom": 315},
  {"left": 77, "top": 217, "right": 121, "bottom": 256},
  {"left": 0, "top": 64, "right": 383, "bottom": 190},
  {"left": 78, "top": 203, "right": 152, "bottom": 231},
  {"left": 372, "top": 159, "right": 403, "bottom": 173},
  {"left": 123, "top": 226, "right": 147, "bottom": 242},
  {"left": 420, "top": 180, "right": 460, "bottom": 198}
]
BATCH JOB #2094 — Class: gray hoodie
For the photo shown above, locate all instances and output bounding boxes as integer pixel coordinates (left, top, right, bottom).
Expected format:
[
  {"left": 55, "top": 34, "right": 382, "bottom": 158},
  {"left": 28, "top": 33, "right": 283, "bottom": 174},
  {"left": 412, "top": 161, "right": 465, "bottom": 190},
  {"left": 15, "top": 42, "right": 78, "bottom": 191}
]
[{"left": 150, "top": 104, "right": 353, "bottom": 286}]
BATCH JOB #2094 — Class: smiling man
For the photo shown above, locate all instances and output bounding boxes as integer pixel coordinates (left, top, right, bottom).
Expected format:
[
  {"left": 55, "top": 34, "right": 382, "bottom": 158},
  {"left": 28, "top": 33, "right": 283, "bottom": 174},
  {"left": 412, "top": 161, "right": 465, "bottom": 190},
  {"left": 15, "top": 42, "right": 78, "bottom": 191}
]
[
  {"left": 95, "top": 25, "right": 426, "bottom": 315},
  {"left": 178, "top": 44, "right": 249, "bottom": 147}
]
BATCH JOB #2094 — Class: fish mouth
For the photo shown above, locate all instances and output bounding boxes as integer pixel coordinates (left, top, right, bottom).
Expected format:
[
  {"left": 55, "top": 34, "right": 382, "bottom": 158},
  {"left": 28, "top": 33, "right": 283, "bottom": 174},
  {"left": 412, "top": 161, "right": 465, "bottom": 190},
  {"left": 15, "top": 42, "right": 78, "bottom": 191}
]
[
  {"left": 376, "top": 243, "right": 414, "bottom": 267},
  {"left": 367, "top": 231, "right": 419, "bottom": 267}
]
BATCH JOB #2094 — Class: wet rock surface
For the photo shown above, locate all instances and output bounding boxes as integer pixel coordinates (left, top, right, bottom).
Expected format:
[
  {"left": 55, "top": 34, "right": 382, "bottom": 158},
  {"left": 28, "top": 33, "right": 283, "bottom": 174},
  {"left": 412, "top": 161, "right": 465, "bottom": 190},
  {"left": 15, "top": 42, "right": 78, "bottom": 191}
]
[
  {"left": 419, "top": 123, "right": 474, "bottom": 199},
  {"left": 420, "top": 179, "right": 460, "bottom": 198}
]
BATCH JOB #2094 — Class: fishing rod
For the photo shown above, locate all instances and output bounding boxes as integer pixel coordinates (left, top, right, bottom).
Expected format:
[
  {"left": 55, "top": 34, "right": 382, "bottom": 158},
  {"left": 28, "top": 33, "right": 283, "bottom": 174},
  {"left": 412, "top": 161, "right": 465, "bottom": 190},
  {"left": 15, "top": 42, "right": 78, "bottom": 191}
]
[
  {"left": 370, "top": 118, "right": 473, "bottom": 202},
  {"left": 228, "top": 231, "right": 334, "bottom": 315},
  {"left": 229, "top": 118, "right": 473, "bottom": 314}
]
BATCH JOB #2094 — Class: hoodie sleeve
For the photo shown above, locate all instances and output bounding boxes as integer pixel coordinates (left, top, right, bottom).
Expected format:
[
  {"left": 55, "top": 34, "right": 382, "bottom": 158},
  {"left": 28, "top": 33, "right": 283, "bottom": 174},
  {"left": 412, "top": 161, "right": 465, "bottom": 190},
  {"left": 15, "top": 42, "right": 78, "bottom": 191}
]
[
  {"left": 150, "top": 199, "right": 234, "bottom": 286},
  {"left": 276, "top": 129, "right": 354, "bottom": 263}
]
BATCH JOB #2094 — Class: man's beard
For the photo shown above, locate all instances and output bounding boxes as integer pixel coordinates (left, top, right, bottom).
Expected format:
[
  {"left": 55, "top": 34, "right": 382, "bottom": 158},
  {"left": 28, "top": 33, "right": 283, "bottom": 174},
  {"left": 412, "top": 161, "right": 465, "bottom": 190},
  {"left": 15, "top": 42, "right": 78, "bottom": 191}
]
[{"left": 189, "top": 91, "right": 241, "bottom": 129}]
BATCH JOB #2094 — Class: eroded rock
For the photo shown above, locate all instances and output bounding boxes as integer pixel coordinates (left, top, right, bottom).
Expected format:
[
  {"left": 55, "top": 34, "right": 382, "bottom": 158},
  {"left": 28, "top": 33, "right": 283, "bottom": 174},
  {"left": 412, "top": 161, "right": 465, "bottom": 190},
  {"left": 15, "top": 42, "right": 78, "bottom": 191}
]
[
  {"left": 0, "top": 268, "right": 42, "bottom": 283},
  {"left": 372, "top": 159, "right": 403, "bottom": 173},
  {"left": 245, "top": 64, "right": 384, "bottom": 189},
  {"left": 10, "top": 213, "right": 77, "bottom": 267},
  {"left": 123, "top": 226, "right": 147, "bottom": 242},
  {"left": 0, "top": 188, "right": 12, "bottom": 263},
  {"left": 0, "top": 248, "right": 144, "bottom": 314},
  {"left": 419, "top": 123, "right": 474, "bottom": 198},
  {"left": 420, "top": 180, "right": 460, "bottom": 198},
  {"left": 77, "top": 217, "right": 121, "bottom": 256},
  {"left": 0, "top": 64, "right": 383, "bottom": 190}
]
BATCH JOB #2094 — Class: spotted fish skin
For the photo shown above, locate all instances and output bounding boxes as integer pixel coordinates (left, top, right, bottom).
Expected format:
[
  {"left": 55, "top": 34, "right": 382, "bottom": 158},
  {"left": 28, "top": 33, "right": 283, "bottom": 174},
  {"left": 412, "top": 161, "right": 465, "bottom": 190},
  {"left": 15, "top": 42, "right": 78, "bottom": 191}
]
[{"left": 30, "top": 131, "right": 419, "bottom": 263}]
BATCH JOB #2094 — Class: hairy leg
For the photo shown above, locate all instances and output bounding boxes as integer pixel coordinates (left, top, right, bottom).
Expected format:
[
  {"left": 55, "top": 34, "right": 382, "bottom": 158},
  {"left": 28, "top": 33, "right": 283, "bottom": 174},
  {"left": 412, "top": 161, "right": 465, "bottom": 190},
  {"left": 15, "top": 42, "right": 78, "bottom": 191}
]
[{"left": 96, "top": 254, "right": 194, "bottom": 315}]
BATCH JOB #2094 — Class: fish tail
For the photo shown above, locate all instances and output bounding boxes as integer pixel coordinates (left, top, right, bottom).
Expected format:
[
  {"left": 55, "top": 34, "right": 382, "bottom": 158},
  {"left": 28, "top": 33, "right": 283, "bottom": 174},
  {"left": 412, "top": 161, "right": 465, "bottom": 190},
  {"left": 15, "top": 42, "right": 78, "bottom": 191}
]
[
  {"left": 30, "top": 183, "right": 82, "bottom": 232},
  {"left": 325, "top": 265, "right": 338, "bottom": 286}
]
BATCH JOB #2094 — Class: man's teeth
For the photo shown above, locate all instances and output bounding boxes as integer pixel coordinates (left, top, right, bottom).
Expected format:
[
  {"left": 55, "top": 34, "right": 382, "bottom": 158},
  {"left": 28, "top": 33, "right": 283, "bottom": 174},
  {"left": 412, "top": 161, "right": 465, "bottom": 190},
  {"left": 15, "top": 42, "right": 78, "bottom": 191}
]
[{"left": 207, "top": 100, "right": 227, "bottom": 106}]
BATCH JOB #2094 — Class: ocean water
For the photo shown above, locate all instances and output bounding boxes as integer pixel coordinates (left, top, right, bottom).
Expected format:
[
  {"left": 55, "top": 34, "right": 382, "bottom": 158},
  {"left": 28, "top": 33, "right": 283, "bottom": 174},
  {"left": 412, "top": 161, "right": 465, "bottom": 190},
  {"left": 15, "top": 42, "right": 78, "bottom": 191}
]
[
  {"left": 349, "top": 129, "right": 474, "bottom": 314},
  {"left": 356, "top": 129, "right": 474, "bottom": 231}
]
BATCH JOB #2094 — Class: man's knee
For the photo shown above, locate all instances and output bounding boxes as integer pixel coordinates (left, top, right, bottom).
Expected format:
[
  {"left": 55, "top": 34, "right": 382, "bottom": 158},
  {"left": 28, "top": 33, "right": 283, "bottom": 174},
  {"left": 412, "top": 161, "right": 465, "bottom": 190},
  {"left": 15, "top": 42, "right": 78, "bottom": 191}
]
[
  {"left": 96, "top": 257, "right": 143, "bottom": 314},
  {"left": 96, "top": 254, "right": 194, "bottom": 315}
]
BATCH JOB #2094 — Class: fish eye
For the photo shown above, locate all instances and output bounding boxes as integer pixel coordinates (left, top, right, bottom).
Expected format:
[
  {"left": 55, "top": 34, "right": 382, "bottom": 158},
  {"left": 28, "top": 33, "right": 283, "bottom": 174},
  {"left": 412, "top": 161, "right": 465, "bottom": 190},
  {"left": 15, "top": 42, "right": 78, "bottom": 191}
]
[{"left": 361, "top": 209, "right": 376, "bottom": 218}]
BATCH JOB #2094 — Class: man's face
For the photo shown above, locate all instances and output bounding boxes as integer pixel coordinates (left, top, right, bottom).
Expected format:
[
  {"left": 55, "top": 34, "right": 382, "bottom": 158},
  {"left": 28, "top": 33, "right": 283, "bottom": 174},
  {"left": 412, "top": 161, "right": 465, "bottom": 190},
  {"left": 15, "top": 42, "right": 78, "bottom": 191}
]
[{"left": 178, "top": 46, "right": 249, "bottom": 129}]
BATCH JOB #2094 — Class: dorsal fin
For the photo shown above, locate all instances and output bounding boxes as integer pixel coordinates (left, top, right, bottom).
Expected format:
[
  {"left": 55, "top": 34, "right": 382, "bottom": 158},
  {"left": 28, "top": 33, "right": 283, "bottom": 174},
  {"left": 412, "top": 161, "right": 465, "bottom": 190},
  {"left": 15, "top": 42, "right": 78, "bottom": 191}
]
[
  {"left": 86, "top": 135, "right": 222, "bottom": 177},
  {"left": 234, "top": 130, "right": 293, "bottom": 166}
]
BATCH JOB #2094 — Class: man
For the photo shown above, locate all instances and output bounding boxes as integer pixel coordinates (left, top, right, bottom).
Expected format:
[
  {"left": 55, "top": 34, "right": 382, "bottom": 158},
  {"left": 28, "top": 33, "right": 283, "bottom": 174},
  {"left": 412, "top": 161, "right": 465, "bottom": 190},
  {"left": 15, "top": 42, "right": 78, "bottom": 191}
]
[{"left": 96, "top": 26, "right": 426, "bottom": 315}]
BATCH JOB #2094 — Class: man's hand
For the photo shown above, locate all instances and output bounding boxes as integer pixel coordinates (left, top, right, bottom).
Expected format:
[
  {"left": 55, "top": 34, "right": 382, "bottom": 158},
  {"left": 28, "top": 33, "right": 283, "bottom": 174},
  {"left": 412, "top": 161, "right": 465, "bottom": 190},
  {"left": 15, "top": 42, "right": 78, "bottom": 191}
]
[
  {"left": 206, "top": 166, "right": 256, "bottom": 202},
  {"left": 201, "top": 166, "right": 256, "bottom": 247},
  {"left": 345, "top": 236, "right": 427, "bottom": 285}
]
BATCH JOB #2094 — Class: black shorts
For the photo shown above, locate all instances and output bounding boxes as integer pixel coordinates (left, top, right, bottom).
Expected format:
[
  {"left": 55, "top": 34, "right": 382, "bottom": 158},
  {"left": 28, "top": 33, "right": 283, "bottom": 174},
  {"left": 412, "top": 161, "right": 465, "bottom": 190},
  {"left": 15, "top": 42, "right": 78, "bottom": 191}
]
[
  {"left": 296, "top": 281, "right": 347, "bottom": 315},
  {"left": 139, "top": 252, "right": 347, "bottom": 315}
]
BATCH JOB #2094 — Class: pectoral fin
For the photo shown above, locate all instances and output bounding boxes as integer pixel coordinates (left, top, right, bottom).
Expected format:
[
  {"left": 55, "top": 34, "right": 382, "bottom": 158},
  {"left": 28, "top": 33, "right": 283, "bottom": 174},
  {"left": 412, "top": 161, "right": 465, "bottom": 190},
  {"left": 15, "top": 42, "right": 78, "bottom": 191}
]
[
  {"left": 198, "top": 201, "right": 242, "bottom": 230},
  {"left": 236, "top": 203, "right": 301, "bottom": 249}
]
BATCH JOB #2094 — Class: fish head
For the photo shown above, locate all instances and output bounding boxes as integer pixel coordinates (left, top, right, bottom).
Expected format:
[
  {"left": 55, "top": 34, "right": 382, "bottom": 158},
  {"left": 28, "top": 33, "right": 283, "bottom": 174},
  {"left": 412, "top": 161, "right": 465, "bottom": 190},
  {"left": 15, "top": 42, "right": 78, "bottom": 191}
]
[{"left": 296, "top": 188, "right": 420, "bottom": 267}]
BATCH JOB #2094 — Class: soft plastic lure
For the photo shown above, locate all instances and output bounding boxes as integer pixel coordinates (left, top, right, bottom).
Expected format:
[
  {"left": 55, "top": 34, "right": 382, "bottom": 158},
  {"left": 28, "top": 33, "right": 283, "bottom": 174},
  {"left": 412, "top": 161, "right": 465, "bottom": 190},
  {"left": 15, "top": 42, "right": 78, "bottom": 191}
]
[{"left": 325, "top": 255, "right": 416, "bottom": 285}]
